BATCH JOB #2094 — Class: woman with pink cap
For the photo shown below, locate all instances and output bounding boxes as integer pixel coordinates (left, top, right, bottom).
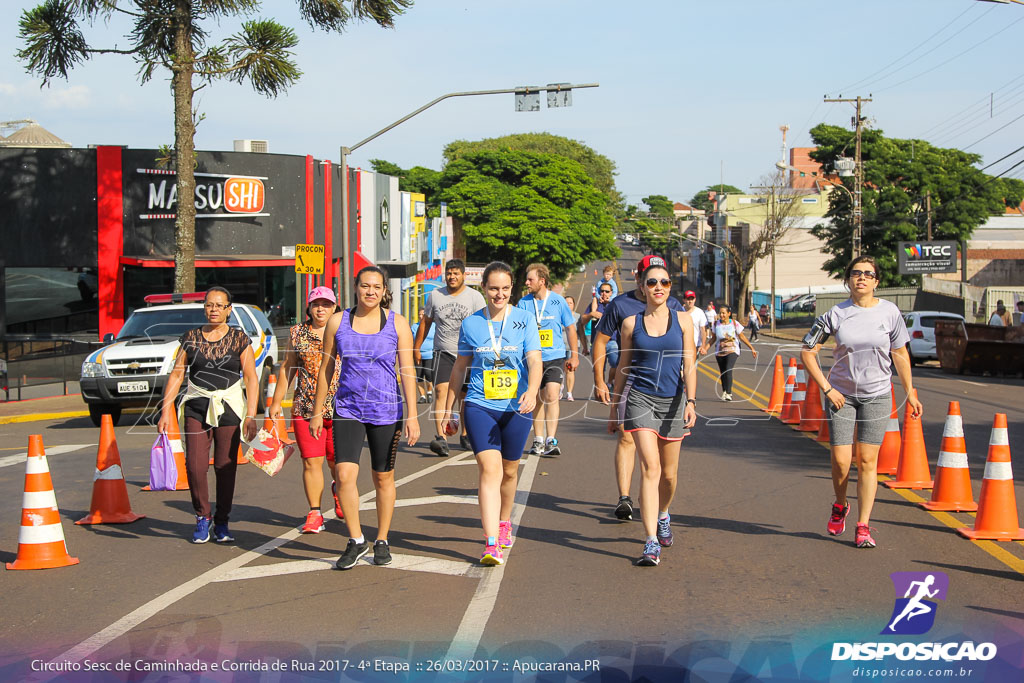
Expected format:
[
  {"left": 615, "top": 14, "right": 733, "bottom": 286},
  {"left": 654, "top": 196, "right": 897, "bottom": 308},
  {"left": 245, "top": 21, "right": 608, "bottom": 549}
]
[{"left": 270, "top": 286, "right": 343, "bottom": 534}]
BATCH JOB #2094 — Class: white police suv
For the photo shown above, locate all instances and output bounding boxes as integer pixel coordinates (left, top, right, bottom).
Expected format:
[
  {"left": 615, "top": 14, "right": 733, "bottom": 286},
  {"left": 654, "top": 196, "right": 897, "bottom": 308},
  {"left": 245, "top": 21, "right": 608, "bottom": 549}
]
[{"left": 80, "top": 293, "right": 279, "bottom": 426}]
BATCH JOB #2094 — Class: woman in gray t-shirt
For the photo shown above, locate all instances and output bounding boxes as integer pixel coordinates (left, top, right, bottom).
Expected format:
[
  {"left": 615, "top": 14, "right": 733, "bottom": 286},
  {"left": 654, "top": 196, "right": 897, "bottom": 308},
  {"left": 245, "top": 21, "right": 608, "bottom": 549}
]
[{"left": 800, "top": 256, "right": 922, "bottom": 550}]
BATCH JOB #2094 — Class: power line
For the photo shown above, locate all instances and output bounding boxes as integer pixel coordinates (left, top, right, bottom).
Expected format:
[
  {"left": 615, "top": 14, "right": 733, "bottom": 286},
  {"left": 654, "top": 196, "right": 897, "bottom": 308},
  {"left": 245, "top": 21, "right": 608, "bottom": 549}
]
[
  {"left": 921, "top": 72, "right": 1024, "bottom": 139},
  {"left": 962, "top": 111, "right": 1024, "bottom": 150},
  {"left": 933, "top": 86, "right": 1024, "bottom": 146},
  {"left": 979, "top": 143, "right": 1024, "bottom": 171}
]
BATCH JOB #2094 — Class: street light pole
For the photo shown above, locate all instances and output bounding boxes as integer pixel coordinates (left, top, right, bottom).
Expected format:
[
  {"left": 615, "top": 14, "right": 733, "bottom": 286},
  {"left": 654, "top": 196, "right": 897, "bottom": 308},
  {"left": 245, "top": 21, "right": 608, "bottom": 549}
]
[{"left": 338, "top": 83, "right": 599, "bottom": 305}]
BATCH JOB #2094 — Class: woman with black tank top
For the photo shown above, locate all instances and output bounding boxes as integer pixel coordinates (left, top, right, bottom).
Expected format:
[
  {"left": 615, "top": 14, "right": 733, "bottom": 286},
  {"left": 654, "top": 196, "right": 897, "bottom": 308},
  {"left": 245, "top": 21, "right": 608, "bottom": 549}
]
[
  {"left": 609, "top": 264, "right": 697, "bottom": 567},
  {"left": 159, "top": 287, "right": 260, "bottom": 544}
]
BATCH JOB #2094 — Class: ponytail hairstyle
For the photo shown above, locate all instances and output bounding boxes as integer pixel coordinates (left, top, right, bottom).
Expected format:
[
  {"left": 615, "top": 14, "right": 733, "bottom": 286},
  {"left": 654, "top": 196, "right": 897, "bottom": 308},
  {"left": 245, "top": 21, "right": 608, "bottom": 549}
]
[
  {"left": 482, "top": 261, "right": 513, "bottom": 287},
  {"left": 355, "top": 265, "right": 393, "bottom": 310}
]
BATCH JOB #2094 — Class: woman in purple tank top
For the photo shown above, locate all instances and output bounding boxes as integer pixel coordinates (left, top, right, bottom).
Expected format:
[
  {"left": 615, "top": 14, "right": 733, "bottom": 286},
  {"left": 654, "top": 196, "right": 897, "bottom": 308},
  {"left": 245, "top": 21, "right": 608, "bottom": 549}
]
[{"left": 310, "top": 267, "right": 419, "bottom": 569}]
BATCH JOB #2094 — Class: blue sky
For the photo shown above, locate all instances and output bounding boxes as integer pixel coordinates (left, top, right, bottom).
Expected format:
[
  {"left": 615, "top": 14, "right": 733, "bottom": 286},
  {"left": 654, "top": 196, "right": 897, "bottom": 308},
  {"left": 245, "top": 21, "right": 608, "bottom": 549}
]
[{"left": 2, "top": 0, "right": 1021, "bottom": 208}]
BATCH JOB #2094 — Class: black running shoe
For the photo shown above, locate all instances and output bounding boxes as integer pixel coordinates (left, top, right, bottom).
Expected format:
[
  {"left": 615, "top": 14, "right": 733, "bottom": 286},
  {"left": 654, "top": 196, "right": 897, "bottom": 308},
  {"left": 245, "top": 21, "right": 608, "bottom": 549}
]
[
  {"left": 335, "top": 539, "right": 369, "bottom": 570},
  {"left": 615, "top": 496, "right": 634, "bottom": 521},
  {"left": 373, "top": 540, "right": 392, "bottom": 566},
  {"left": 459, "top": 434, "right": 472, "bottom": 452},
  {"left": 429, "top": 436, "right": 450, "bottom": 457}
]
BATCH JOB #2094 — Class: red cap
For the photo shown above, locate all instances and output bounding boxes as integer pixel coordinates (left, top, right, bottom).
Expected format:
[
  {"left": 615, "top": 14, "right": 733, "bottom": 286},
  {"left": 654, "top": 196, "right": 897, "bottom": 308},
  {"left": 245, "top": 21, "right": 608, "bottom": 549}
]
[
  {"left": 683, "top": 290, "right": 697, "bottom": 299},
  {"left": 637, "top": 255, "right": 666, "bottom": 271}
]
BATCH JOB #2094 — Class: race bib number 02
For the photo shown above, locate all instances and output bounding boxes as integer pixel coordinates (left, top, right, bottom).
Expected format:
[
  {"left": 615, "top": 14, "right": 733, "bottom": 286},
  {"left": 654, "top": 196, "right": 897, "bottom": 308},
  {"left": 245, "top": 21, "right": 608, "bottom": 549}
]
[
  {"left": 538, "top": 329, "right": 554, "bottom": 347},
  {"left": 483, "top": 369, "right": 518, "bottom": 400}
]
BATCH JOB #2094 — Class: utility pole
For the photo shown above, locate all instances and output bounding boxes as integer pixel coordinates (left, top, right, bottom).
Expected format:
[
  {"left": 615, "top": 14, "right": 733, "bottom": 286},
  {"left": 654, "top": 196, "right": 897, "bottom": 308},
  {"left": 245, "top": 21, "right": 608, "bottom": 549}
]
[
  {"left": 925, "top": 191, "right": 932, "bottom": 241},
  {"left": 824, "top": 95, "right": 871, "bottom": 257}
]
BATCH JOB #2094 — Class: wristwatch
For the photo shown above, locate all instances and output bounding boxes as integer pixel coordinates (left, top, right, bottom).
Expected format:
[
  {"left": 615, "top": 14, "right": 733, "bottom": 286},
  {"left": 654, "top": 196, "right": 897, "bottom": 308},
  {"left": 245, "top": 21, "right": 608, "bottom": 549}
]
[{"left": 686, "top": 398, "right": 697, "bottom": 405}]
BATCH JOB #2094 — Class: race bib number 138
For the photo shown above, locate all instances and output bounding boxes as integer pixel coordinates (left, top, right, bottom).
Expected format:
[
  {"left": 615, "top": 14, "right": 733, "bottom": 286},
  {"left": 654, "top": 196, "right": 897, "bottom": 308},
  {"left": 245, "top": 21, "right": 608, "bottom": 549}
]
[{"left": 483, "top": 369, "right": 518, "bottom": 400}]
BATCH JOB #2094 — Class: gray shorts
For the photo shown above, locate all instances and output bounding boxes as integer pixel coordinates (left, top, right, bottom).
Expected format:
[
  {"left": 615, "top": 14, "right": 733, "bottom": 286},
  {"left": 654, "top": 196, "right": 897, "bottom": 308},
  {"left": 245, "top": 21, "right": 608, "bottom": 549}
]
[
  {"left": 828, "top": 392, "right": 890, "bottom": 446},
  {"left": 623, "top": 388, "right": 691, "bottom": 441}
]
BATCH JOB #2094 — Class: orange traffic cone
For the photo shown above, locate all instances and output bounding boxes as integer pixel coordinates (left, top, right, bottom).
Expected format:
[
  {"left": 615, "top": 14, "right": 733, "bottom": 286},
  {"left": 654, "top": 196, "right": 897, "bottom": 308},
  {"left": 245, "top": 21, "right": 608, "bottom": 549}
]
[
  {"left": 762, "top": 355, "right": 785, "bottom": 414},
  {"left": 797, "top": 382, "right": 826, "bottom": 432},
  {"left": 6, "top": 436, "right": 80, "bottom": 570},
  {"left": 884, "top": 389, "right": 933, "bottom": 490},
  {"left": 921, "top": 402, "right": 977, "bottom": 512},
  {"left": 876, "top": 386, "right": 902, "bottom": 476},
  {"left": 144, "top": 410, "right": 189, "bottom": 491},
  {"left": 783, "top": 364, "right": 805, "bottom": 425},
  {"left": 816, "top": 406, "right": 831, "bottom": 444},
  {"left": 957, "top": 414, "right": 1024, "bottom": 541},
  {"left": 76, "top": 414, "right": 145, "bottom": 525},
  {"left": 779, "top": 359, "right": 798, "bottom": 422}
]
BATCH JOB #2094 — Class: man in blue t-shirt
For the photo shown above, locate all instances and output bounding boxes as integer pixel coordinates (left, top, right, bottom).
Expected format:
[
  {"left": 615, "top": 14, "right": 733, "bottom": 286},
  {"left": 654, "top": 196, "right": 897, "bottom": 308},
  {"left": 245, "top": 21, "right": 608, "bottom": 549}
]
[
  {"left": 593, "top": 254, "right": 685, "bottom": 521},
  {"left": 516, "top": 263, "right": 579, "bottom": 456}
]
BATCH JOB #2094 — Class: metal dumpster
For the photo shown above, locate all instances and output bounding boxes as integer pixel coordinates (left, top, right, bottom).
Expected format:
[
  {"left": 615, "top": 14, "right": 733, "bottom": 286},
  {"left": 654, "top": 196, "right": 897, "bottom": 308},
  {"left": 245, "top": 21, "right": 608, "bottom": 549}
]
[{"left": 934, "top": 320, "right": 1024, "bottom": 376}]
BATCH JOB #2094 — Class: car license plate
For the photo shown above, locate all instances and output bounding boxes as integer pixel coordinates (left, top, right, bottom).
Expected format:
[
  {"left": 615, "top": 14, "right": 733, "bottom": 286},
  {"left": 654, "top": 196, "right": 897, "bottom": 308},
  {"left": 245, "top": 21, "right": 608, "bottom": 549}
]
[{"left": 117, "top": 381, "right": 149, "bottom": 394}]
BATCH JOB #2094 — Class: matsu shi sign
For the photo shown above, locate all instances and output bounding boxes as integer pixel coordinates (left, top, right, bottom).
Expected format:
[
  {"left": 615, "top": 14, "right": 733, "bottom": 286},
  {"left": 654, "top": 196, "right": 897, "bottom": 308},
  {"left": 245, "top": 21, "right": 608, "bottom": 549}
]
[{"left": 137, "top": 168, "right": 269, "bottom": 220}]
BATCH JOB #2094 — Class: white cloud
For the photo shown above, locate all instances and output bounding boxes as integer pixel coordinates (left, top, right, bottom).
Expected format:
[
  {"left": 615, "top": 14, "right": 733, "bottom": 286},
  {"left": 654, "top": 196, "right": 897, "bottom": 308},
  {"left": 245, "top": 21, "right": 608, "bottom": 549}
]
[
  {"left": 42, "top": 84, "right": 91, "bottom": 110},
  {"left": 0, "top": 83, "right": 16, "bottom": 96}
]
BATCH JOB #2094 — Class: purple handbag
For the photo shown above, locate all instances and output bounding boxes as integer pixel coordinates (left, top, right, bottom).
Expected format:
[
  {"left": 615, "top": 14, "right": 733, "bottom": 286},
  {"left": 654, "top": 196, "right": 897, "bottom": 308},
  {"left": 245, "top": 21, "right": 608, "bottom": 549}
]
[{"left": 149, "top": 433, "right": 178, "bottom": 491}]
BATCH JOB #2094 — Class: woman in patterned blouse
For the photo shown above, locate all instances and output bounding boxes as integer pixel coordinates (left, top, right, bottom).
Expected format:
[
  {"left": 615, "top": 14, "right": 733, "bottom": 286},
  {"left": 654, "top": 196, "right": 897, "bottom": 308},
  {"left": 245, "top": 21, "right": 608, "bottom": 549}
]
[{"left": 270, "top": 286, "right": 342, "bottom": 534}]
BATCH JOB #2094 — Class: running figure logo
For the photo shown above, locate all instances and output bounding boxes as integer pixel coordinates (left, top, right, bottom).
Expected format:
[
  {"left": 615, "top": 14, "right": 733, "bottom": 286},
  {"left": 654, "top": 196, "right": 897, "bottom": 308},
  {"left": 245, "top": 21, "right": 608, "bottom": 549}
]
[{"left": 882, "top": 571, "right": 948, "bottom": 635}]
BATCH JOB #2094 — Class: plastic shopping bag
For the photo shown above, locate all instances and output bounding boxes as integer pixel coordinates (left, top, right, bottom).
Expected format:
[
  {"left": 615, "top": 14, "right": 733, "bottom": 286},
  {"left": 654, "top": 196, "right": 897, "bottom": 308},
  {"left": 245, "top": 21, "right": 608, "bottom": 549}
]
[
  {"left": 149, "top": 433, "right": 178, "bottom": 491},
  {"left": 245, "top": 427, "right": 293, "bottom": 476}
]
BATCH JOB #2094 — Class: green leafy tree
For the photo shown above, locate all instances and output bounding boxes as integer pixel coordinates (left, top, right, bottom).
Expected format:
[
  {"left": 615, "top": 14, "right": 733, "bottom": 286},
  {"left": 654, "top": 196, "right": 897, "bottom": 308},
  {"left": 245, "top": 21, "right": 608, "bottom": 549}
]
[
  {"left": 808, "top": 123, "right": 1024, "bottom": 286},
  {"left": 369, "top": 158, "right": 441, "bottom": 205},
  {"left": 439, "top": 149, "right": 618, "bottom": 290},
  {"left": 18, "top": 0, "right": 411, "bottom": 293},
  {"left": 688, "top": 184, "right": 743, "bottom": 213},
  {"left": 444, "top": 132, "right": 623, "bottom": 213},
  {"left": 634, "top": 194, "right": 676, "bottom": 255}
]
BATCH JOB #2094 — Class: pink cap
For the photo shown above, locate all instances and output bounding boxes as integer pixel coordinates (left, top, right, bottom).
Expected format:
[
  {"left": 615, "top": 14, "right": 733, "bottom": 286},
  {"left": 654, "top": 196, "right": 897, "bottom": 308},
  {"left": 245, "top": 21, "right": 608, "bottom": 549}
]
[{"left": 307, "top": 286, "right": 337, "bottom": 305}]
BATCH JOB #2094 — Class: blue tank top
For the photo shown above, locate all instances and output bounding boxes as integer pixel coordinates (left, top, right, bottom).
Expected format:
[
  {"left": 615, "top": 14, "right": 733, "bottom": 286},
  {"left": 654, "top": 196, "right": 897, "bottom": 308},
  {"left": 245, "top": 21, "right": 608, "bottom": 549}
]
[
  {"left": 333, "top": 308, "right": 402, "bottom": 424},
  {"left": 629, "top": 311, "right": 684, "bottom": 398}
]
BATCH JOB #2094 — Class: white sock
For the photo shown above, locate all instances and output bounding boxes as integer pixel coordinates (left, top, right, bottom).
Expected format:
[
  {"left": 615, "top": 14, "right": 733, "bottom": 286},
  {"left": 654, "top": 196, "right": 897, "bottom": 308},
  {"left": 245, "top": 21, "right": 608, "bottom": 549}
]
[
  {"left": 352, "top": 535, "right": 365, "bottom": 545},
  {"left": 659, "top": 512, "right": 670, "bottom": 520}
]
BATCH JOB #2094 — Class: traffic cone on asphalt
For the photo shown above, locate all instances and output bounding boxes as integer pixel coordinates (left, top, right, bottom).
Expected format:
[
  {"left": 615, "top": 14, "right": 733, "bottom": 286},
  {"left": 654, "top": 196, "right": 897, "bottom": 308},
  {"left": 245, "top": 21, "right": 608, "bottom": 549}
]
[
  {"left": 779, "top": 359, "right": 798, "bottom": 423},
  {"left": 76, "top": 414, "right": 145, "bottom": 525},
  {"left": 264, "top": 373, "right": 294, "bottom": 443},
  {"left": 6, "top": 435, "right": 80, "bottom": 570},
  {"left": 816, "top": 405, "right": 831, "bottom": 444},
  {"left": 922, "top": 402, "right": 977, "bottom": 512},
  {"left": 884, "top": 389, "right": 933, "bottom": 490},
  {"left": 957, "top": 414, "right": 1024, "bottom": 541},
  {"left": 876, "top": 387, "right": 902, "bottom": 476},
  {"left": 144, "top": 410, "right": 189, "bottom": 491},
  {"left": 762, "top": 355, "right": 785, "bottom": 414},
  {"left": 797, "top": 383, "right": 826, "bottom": 432},
  {"left": 783, "top": 364, "right": 806, "bottom": 425}
]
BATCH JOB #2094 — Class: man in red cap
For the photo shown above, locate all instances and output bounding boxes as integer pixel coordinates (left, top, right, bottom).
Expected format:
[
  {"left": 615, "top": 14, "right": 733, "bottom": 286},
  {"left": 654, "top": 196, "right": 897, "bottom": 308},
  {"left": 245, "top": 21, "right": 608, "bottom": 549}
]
[
  {"left": 592, "top": 255, "right": 687, "bottom": 521},
  {"left": 682, "top": 290, "right": 710, "bottom": 355}
]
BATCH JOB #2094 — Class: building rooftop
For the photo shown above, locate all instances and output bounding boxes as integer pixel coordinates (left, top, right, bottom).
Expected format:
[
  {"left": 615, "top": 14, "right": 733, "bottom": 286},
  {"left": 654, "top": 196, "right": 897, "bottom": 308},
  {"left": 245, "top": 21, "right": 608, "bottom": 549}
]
[{"left": 0, "top": 120, "right": 71, "bottom": 148}]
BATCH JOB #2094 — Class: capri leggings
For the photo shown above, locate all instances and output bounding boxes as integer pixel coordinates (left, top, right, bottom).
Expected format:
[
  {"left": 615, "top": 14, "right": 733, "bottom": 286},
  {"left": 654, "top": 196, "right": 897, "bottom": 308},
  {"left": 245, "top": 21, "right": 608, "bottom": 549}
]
[
  {"left": 827, "top": 392, "right": 890, "bottom": 447},
  {"left": 332, "top": 418, "right": 402, "bottom": 472}
]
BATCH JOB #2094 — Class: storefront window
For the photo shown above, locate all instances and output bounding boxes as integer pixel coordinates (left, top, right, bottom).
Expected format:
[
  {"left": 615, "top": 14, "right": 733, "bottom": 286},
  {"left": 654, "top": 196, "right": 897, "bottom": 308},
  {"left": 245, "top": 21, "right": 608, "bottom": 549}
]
[{"left": 3, "top": 267, "right": 98, "bottom": 335}]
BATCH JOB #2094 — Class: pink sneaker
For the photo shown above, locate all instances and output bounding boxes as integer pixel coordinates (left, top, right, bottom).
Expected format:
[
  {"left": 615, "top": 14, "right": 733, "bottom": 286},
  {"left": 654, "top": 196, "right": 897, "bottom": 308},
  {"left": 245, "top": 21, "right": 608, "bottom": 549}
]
[
  {"left": 301, "top": 510, "right": 325, "bottom": 534},
  {"left": 855, "top": 523, "right": 877, "bottom": 548},
  {"left": 827, "top": 502, "right": 850, "bottom": 536},
  {"left": 498, "top": 520, "right": 514, "bottom": 549},
  {"left": 480, "top": 541, "right": 504, "bottom": 566}
]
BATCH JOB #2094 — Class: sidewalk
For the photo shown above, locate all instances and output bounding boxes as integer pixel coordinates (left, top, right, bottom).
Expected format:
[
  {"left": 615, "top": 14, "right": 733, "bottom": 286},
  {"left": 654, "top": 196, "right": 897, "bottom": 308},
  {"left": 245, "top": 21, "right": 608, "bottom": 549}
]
[{"left": 0, "top": 392, "right": 90, "bottom": 424}]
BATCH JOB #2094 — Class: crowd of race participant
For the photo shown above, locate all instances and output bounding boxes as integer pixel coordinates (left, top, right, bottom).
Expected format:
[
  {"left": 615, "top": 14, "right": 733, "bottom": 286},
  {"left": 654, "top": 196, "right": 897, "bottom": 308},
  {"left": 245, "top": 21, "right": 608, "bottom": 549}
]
[{"left": 159, "top": 252, "right": 917, "bottom": 566}]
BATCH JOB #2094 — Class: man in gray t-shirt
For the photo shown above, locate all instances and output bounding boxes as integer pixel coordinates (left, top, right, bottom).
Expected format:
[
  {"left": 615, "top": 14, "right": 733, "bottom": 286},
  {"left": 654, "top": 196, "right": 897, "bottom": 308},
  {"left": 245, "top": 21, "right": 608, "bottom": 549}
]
[
  {"left": 817, "top": 299, "right": 910, "bottom": 397},
  {"left": 413, "top": 259, "right": 485, "bottom": 455}
]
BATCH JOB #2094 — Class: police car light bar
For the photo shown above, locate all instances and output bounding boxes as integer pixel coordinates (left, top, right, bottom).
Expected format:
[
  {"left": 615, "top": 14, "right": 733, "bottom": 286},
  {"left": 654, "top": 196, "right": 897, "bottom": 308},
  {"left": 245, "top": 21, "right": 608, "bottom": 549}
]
[{"left": 143, "top": 293, "right": 208, "bottom": 305}]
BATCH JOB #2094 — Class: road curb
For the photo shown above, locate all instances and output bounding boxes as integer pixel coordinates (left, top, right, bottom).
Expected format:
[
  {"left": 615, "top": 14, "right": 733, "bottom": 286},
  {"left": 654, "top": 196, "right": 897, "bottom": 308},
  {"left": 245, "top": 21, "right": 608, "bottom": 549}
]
[{"left": 0, "top": 410, "right": 90, "bottom": 425}]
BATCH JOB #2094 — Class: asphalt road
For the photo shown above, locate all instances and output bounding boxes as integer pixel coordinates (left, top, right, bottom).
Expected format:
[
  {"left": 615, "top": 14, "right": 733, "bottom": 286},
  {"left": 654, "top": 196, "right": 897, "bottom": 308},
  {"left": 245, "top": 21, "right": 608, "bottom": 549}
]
[{"left": 1, "top": 259, "right": 1023, "bottom": 682}]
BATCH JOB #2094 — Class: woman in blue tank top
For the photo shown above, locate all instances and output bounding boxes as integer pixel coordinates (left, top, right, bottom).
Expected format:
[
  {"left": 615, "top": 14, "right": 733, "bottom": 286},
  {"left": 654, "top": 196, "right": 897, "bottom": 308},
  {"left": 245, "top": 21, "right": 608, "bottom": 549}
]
[
  {"left": 310, "top": 266, "right": 419, "bottom": 570},
  {"left": 609, "top": 263, "right": 697, "bottom": 567}
]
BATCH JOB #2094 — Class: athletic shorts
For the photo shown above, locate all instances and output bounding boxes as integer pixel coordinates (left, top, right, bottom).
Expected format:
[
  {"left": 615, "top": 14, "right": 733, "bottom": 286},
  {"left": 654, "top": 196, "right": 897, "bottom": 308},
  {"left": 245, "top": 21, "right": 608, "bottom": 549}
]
[
  {"left": 332, "top": 418, "right": 402, "bottom": 472},
  {"left": 292, "top": 415, "right": 335, "bottom": 465},
  {"left": 417, "top": 360, "right": 434, "bottom": 384},
  {"left": 615, "top": 376, "right": 633, "bottom": 424},
  {"left": 623, "top": 389, "right": 690, "bottom": 441},
  {"left": 541, "top": 357, "right": 565, "bottom": 386},
  {"left": 828, "top": 392, "right": 890, "bottom": 447},
  {"left": 463, "top": 401, "right": 533, "bottom": 462},
  {"left": 433, "top": 352, "right": 468, "bottom": 391}
]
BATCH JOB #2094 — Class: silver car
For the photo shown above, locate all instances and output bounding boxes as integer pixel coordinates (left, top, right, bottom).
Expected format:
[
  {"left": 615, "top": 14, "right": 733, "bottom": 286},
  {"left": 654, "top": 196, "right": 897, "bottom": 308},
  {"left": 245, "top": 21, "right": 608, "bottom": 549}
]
[{"left": 903, "top": 311, "right": 965, "bottom": 365}]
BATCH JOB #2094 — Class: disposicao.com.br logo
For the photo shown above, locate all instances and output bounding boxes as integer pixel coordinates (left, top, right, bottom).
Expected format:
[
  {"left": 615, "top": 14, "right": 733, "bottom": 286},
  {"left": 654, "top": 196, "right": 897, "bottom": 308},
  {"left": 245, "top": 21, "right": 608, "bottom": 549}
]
[{"left": 831, "top": 572, "right": 997, "bottom": 662}]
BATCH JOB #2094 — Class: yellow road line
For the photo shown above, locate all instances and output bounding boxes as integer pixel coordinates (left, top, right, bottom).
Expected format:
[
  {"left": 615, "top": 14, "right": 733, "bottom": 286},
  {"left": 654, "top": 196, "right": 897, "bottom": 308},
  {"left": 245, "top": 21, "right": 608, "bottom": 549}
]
[{"left": 0, "top": 399, "right": 293, "bottom": 425}]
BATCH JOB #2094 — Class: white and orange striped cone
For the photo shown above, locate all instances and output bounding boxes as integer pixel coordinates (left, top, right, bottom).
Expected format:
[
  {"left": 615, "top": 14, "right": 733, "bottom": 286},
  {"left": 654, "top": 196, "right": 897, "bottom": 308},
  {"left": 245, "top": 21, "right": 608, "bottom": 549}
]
[
  {"left": 876, "top": 386, "right": 902, "bottom": 476},
  {"left": 6, "top": 435, "right": 80, "bottom": 570},
  {"left": 779, "top": 359, "right": 798, "bottom": 423},
  {"left": 957, "top": 414, "right": 1024, "bottom": 541},
  {"left": 144, "top": 410, "right": 189, "bottom": 491},
  {"left": 922, "top": 402, "right": 977, "bottom": 512},
  {"left": 884, "top": 389, "right": 933, "bottom": 490},
  {"left": 797, "top": 383, "right": 826, "bottom": 432},
  {"left": 762, "top": 355, "right": 785, "bottom": 414},
  {"left": 783, "top": 364, "right": 806, "bottom": 425},
  {"left": 76, "top": 414, "right": 146, "bottom": 524}
]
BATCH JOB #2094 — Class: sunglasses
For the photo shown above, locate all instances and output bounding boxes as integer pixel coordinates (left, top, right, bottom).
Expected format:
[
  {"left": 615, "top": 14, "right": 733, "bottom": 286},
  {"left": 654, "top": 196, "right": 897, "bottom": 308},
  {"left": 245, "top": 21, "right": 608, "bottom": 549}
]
[
  {"left": 850, "top": 269, "right": 877, "bottom": 280},
  {"left": 646, "top": 278, "right": 672, "bottom": 288},
  {"left": 204, "top": 302, "right": 230, "bottom": 310}
]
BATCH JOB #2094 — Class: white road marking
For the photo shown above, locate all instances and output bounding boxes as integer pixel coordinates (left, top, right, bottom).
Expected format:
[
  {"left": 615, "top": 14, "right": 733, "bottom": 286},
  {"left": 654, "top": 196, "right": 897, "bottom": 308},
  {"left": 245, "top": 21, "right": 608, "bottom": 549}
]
[
  {"left": 445, "top": 452, "right": 540, "bottom": 660},
  {"left": 0, "top": 444, "right": 94, "bottom": 469},
  {"left": 43, "top": 451, "right": 477, "bottom": 671},
  {"left": 958, "top": 379, "right": 986, "bottom": 387},
  {"left": 214, "top": 553, "right": 480, "bottom": 582}
]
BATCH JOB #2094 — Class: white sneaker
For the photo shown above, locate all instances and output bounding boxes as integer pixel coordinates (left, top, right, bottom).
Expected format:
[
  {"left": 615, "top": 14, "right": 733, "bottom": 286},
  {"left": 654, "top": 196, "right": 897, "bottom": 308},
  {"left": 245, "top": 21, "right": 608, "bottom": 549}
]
[
  {"left": 528, "top": 437, "right": 544, "bottom": 455},
  {"left": 723, "top": 393, "right": 733, "bottom": 401}
]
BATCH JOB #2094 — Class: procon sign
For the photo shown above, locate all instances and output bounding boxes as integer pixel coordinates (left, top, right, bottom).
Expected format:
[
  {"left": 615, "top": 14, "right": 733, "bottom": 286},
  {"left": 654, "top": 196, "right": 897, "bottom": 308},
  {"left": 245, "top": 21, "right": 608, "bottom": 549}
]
[
  {"left": 137, "top": 168, "right": 269, "bottom": 220},
  {"left": 898, "top": 240, "right": 957, "bottom": 275}
]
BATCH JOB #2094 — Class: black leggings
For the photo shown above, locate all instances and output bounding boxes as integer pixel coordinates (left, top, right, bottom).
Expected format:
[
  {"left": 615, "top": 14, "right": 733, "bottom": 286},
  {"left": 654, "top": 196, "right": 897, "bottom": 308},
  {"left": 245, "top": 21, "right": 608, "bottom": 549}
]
[
  {"left": 332, "top": 418, "right": 402, "bottom": 472},
  {"left": 716, "top": 353, "right": 738, "bottom": 394}
]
